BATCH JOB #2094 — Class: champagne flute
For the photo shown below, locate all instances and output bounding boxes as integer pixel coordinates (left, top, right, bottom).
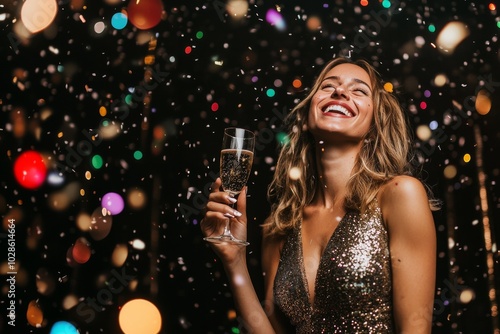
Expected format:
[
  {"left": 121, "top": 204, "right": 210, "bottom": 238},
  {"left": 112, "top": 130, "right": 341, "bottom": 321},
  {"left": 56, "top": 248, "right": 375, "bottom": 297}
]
[{"left": 204, "top": 127, "right": 255, "bottom": 246}]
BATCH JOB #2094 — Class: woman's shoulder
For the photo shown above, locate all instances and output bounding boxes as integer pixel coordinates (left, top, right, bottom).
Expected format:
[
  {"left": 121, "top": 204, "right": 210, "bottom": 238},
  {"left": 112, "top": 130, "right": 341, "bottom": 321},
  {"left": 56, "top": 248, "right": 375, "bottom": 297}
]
[
  {"left": 377, "top": 175, "right": 432, "bottom": 223},
  {"left": 378, "top": 175, "right": 428, "bottom": 203}
]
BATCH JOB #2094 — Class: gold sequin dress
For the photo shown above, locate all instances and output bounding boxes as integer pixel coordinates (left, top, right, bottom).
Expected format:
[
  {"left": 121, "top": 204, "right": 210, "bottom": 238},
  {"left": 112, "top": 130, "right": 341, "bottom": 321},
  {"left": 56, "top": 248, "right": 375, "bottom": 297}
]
[{"left": 273, "top": 206, "right": 394, "bottom": 333}]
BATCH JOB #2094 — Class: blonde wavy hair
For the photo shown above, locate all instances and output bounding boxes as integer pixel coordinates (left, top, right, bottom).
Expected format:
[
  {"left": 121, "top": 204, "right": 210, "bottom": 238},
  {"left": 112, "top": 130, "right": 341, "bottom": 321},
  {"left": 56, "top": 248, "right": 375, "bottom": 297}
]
[{"left": 263, "top": 57, "right": 433, "bottom": 238}]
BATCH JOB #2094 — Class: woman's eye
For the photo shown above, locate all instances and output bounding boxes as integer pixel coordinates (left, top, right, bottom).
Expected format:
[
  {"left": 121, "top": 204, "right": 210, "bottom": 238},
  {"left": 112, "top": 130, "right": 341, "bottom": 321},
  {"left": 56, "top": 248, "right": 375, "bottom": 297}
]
[
  {"left": 321, "top": 84, "right": 335, "bottom": 89},
  {"left": 353, "top": 88, "right": 368, "bottom": 95}
]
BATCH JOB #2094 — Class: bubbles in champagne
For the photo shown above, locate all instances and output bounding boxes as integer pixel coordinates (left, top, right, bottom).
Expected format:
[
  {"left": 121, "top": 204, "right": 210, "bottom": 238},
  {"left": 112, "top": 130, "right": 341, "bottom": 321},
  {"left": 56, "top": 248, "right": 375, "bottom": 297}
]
[{"left": 220, "top": 149, "right": 254, "bottom": 196}]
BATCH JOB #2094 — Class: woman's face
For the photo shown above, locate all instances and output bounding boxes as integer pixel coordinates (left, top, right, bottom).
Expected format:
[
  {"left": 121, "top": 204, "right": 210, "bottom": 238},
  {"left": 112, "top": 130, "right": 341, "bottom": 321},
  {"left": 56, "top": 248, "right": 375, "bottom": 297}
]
[{"left": 307, "top": 63, "right": 374, "bottom": 144}]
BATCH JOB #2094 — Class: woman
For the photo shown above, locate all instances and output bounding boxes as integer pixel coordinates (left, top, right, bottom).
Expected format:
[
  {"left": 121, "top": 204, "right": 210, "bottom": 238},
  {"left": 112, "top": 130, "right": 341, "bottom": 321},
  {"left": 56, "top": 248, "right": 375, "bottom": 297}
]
[{"left": 201, "top": 57, "right": 438, "bottom": 333}]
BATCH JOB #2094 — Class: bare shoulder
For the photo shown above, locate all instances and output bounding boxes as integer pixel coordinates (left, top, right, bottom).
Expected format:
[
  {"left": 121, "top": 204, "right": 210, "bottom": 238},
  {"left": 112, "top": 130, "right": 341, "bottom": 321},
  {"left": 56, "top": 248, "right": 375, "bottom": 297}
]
[
  {"left": 379, "top": 175, "right": 429, "bottom": 209},
  {"left": 378, "top": 175, "right": 434, "bottom": 231}
]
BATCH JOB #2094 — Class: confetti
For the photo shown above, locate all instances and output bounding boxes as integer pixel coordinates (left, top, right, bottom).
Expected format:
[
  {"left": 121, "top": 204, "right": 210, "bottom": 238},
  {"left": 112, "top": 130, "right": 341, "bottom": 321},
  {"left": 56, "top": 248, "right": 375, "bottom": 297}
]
[{"left": 0, "top": 1, "right": 498, "bottom": 333}]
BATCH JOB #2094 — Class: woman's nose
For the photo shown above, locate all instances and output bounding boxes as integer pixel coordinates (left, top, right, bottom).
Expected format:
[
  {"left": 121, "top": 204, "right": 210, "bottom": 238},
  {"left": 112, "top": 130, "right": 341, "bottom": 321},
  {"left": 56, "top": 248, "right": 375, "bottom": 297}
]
[{"left": 331, "top": 86, "right": 349, "bottom": 99}]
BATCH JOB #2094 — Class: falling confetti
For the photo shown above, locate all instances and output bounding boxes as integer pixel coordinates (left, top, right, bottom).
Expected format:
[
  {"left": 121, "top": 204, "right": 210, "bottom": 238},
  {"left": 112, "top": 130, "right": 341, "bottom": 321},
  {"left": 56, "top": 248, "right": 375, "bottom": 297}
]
[{"left": 0, "top": 1, "right": 498, "bottom": 333}]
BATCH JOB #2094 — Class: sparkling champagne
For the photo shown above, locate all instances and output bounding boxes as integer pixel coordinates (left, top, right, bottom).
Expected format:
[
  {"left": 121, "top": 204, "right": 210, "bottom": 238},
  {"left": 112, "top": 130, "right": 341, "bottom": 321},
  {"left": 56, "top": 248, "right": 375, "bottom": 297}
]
[{"left": 220, "top": 148, "right": 254, "bottom": 196}]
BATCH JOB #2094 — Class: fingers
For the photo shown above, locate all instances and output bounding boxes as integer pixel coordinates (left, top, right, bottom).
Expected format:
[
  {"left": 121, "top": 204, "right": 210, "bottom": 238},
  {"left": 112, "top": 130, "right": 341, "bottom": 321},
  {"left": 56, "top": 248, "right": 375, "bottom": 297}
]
[
  {"left": 205, "top": 200, "right": 242, "bottom": 219},
  {"left": 235, "top": 186, "right": 247, "bottom": 220},
  {"left": 209, "top": 178, "right": 222, "bottom": 194},
  {"left": 203, "top": 178, "right": 246, "bottom": 220}
]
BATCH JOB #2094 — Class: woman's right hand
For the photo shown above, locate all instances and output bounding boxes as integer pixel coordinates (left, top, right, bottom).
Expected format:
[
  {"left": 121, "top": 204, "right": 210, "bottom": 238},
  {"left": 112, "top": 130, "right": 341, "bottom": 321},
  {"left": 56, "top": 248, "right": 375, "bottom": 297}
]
[{"left": 200, "top": 178, "right": 249, "bottom": 266}]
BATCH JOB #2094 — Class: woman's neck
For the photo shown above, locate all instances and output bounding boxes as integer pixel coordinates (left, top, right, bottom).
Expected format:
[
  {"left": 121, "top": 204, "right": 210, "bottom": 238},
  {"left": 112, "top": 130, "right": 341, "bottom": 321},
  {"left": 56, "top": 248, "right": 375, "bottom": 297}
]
[{"left": 313, "top": 140, "right": 361, "bottom": 208}]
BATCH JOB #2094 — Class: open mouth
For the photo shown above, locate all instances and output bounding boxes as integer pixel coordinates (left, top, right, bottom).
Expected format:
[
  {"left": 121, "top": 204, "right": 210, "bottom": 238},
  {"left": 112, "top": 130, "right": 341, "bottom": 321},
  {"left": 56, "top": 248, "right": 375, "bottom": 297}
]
[{"left": 322, "top": 104, "right": 354, "bottom": 117}]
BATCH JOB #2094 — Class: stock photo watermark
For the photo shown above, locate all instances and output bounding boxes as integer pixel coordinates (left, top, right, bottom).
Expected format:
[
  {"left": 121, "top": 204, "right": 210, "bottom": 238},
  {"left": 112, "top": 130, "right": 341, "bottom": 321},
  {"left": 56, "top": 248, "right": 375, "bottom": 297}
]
[
  {"left": 75, "top": 267, "right": 135, "bottom": 323},
  {"left": 179, "top": 106, "right": 288, "bottom": 222},
  {"left": 53, "top": 65, "right": 170, "bottom": 174},
  {"left": 339, "top": 0, "right": 401, "bottom": 56},
  {"left": 413, "top": 73, "right": 500, "bottom": 165},
  {"left": 5, "top": 218, "right": 17, "bottom": 327},
  {"left": 7, "top": 0, "right": 72, "bottom": 54}
]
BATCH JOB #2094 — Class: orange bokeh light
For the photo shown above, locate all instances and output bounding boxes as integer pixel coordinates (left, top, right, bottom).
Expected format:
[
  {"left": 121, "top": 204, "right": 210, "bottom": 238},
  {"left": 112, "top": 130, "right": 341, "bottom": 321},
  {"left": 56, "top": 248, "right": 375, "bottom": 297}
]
[{"left": 119, "top": 299, "right": 162, "bottom": 334}]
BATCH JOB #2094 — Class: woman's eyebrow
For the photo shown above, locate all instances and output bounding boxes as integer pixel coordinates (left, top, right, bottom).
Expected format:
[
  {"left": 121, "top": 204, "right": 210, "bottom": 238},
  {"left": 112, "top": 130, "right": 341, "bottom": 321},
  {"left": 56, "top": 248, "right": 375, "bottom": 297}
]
[{"left": 322, "top": 75, "right": 372, "bottom": 91}]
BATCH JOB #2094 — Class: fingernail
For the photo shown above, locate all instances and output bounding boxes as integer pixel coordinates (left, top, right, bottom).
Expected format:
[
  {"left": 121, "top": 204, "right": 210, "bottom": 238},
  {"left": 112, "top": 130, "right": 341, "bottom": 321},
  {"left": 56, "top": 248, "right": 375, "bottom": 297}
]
[
  {"left": 227, "top": 196, "right": 237, "bottom": 203},
  {"left": 224, "top": 213, "right": 235, "bottom": 218},
  {"left": 233, "top": 210, "right": 242, "bottom": 217}
]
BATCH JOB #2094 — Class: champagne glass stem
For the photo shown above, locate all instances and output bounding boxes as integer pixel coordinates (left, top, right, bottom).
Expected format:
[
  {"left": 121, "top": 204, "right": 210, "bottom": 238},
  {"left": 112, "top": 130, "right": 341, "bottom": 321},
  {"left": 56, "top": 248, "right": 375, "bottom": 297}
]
[{"left": 221, "top": 202, "right": 235, "bottom": 237}]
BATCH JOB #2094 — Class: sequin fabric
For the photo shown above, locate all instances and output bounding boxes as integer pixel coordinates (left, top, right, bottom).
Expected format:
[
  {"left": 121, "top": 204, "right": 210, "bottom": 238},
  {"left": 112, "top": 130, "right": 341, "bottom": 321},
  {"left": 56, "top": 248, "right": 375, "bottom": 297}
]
[{"left": 273, "top": 206, "right": 394, "bottom": 333}]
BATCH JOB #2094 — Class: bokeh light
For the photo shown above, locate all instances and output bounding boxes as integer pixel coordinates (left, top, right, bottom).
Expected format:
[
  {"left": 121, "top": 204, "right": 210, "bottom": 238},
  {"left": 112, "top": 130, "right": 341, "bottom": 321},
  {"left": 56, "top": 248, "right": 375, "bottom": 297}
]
[
  {"left": 306, "top": 16, "right": 321, "bottom": 30},
  {"left": 27, "top": 300, "right": 43, "bottom": 327},
  {"left": 111, "top": 243, "right": 129, "bottom": 267},
  {"left": 443, "top": 165, "right": 458, "bottom": 179},
  {"left": 101, "top": 192, "right": 125, "bottom": 215},
  {"left": 119, "top": 299, "right": 162, "bottom": 334},
  {"left": 127, "top": 188, "right": 147, "bottom": 209},
  {"left": 460, "top": 288, "right": 476, "bottom": 304},
  {"left": 436, "top": 21, "right": 470, "bottom": 54},
  {"left": 50, "top": 321, "right": 78, "bottom": 334},
  {"left": 434, "top": 73, "right": 447, "bottom": 87},
  {"left": 416, "top": 125, "right": 432, "bottom": 141},
  {"left": 292, "top": 79, "right": 302, "bottom": 88},
  {"left": 36, "top": 268, "right": 55, "bottom": 296},
  {"left": 111, "top": 12, "right": 128, "bottom": 30},
  {"left": 289, "top": 167, "right": 301, "bottom": 180},
  {"left": 226, "top": 0, "right": 249, "bottom": 19},
  {"left": 72, "top": 237, "right": 91, "bottom": 264},
  {"left": 89, "top": 207, "right": 113, "bottom": 241},
  {"left": 383, "top": 82, "right": 394, "bottom": 92},
  {"left": 475, "top": 89, "right": 492, "bottom": 115},
  {"left": 1, "top": 1, "right": 499, "bottom": 333},
  {"left": 13, "top": 150, "right": 47, "bottom": 189},
  {"left": 265, "top": 8, "right": 286, "bottom": 31},
  {"left": 76, "top": 212, "right": 92, "bottom": 231},
  {"left": 127, "top": 0, "right": 163, "bottom": 30},
  {"left": 133, "top": 150, "right": 143, "bottom": 160},
  {"left": 21, "top": 0, "right": 57, "bottom": 33},
  {"left": 47, "top": 182, "right": 80, "bottom": 211},
  {"left": 91, "top": 154, "right": 104, "bottom": 169}
]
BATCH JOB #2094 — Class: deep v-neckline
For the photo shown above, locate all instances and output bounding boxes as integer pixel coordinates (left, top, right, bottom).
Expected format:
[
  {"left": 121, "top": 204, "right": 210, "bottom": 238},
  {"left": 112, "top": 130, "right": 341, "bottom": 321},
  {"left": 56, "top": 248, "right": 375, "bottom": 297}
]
[{"left": 298, "top": 212, "right": 350, "bottom": 309}]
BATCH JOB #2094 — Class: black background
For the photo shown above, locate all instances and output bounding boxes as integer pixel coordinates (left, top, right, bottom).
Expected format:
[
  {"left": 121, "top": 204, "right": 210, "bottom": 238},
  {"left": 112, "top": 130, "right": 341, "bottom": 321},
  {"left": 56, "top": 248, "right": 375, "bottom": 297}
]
[{"left": 0, "top": 0, "right": 499, "bottom": 333}]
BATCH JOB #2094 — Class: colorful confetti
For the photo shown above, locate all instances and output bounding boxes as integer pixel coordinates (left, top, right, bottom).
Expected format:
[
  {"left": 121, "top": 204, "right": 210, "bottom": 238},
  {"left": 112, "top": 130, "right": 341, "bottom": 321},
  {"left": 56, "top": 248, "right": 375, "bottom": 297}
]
[{"left": 0, "top": 1, "right": 499, "bottom": 333}]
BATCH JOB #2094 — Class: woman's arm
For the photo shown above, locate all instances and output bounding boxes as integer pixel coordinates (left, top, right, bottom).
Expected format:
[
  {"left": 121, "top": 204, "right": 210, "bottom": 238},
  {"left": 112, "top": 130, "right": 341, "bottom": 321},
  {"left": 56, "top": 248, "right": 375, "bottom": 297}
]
[
  {"left": 201, "top": 178, "right": 276, "bottom": 333},
  {"left": 379, "top": 175, "right": 437, "bottom": 334},
  {"left": 261, "top": 233, "right": 291, "bottom": 333}
]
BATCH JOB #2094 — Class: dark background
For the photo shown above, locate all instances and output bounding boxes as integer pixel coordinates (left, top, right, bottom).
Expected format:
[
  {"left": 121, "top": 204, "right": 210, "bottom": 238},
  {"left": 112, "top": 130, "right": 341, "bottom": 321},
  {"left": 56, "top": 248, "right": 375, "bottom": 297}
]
[{"left": 0, "top": 0, "right": 499, "bottom": 333}]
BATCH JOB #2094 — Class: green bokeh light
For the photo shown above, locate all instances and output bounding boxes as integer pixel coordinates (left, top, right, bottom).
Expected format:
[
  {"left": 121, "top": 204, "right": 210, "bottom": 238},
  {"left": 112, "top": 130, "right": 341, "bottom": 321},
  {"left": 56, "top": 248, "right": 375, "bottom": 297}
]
[
  {"left": 133, "top": 150, "right": 143, "bottom": 160},
  {"left": 276, "top": 132, "right": 289, "bottom": 145},
  {"left": 91, "top": 155, "right": 103, "bottom": 169},
  {"left": 125, "top": 94, "right": 133, "bottom": 105}
]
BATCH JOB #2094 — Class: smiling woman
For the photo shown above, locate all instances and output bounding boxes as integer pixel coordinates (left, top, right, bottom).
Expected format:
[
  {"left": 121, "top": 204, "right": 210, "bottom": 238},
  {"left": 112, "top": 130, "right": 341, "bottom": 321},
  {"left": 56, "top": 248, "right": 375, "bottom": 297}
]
[
  {"left": 308, "top": 63, "right": 375, "bottom": 142},
  {"left": 201, "top": 57, "right": 439, "bottom": 333}
]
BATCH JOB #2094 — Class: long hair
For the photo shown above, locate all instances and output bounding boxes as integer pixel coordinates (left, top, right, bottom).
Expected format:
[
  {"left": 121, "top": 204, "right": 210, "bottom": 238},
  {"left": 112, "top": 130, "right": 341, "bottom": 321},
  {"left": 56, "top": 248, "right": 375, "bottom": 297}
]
[{"left": 263, "top": 57, "right": 435, "bottom": 238}]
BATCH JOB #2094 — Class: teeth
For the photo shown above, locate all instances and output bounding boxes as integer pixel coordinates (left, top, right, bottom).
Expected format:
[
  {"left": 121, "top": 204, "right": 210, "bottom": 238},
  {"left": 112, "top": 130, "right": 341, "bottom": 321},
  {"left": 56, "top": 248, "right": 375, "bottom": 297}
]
[{"left": 323, "top": 104, "right": 353, "bottom": 117}]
